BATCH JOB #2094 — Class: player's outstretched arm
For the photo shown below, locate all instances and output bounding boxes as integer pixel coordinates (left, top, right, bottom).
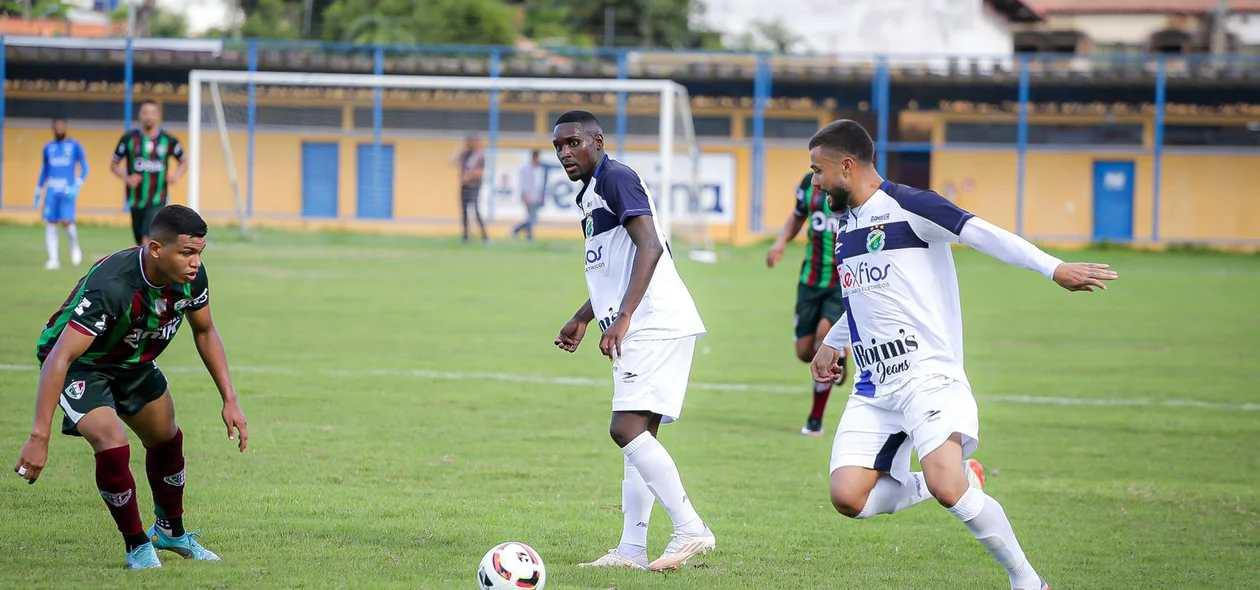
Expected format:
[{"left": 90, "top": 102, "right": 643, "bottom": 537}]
[
  {"left": 186, "top": 304, "right": 248, "bottom": 452},
  {"left": 15, "top": 329, "right": 94, "bottom": 484},
  {"left": 959, "top": 217, "right": 1118, "bottom": 292},
  {"left": 767, "top": 210, "right": 806, "bottom": 268},
  {"left": 600, "top": 215, "right": 662, "bottom": 361},
  {"left": 555, "top": 300, "right": 594, "bottom": 353}
]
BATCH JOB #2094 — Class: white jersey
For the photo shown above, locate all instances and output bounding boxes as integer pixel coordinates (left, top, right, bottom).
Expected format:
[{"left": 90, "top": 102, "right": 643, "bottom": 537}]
[
  {"left": 832, "top": 180, "right": 976, "bottom": 398},
  {"left": 576, "top": 155, "right": 706, "bottom": 341}
]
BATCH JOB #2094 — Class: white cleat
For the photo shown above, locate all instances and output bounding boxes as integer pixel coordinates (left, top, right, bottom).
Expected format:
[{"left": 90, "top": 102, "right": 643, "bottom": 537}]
[
  {"left": 648, "top": 527, "right": 715, "bottom": 571},
  {"left": 964, "top": 458, "right": 986, "bottom": 490},
  {"left": 70, "top": 247, "right": 82, "bottom": 266},
  {"left": 44, "top": 259, "right": 60, "bottom": 270},
  {"left": 578, "top": 549, "right": 648, "bottom": 570}
]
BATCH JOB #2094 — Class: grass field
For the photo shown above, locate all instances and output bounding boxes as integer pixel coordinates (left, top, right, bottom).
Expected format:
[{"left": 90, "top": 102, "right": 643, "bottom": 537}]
[{"left": 1, "top": 222, "right": 1258, "bottom": 589}]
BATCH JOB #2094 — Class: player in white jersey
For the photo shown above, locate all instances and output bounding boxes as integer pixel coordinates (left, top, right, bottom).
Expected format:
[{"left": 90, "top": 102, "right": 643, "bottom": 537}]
[
  {"left": 807, "top": 120, "right": 1117, "bottom": 590},
  {"left": 550, "top": 110, "right": 715, "bottom": 572}
]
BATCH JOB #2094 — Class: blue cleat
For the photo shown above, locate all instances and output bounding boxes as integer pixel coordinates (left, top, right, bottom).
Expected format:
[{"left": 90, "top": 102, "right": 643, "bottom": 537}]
[
  {"left": 148, "top": 525, "right": 221, "bottom": 561},
  {"left": 126, "top": 542, "right": 162, "bottom": 570}
]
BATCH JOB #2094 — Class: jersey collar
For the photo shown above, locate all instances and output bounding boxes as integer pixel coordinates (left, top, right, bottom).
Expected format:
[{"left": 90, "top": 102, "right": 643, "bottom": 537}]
[{"left": 136, "top": 248, "right": 164, "bottom": 289}]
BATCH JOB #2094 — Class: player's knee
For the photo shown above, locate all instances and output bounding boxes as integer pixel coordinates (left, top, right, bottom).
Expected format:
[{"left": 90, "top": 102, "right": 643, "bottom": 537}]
[
  {"left": 609, "top": 423, "right": 646, "bottom": 448},
  {"left": 829, "top": 486, "right": 866, "bottom": 518},
  {"left": 795, "top": 340, "right": 815, "bottom": 363},
  {"left": 925, "top": 475, "right": 968, "bottom": 508}
]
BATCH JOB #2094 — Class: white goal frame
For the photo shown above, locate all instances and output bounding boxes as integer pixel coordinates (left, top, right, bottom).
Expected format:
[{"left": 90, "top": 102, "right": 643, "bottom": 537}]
[{"left": 187, "top": 69, "right": 707, "bottom": 248}]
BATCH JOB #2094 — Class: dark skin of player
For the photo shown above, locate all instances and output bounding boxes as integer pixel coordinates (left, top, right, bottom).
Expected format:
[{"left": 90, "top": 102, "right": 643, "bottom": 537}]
[
  {"left": 14, "top": 231, "right": 248, "bottom": 484},
  {"left": 552, "top": 120, "right": 667, "bottom": 447}
]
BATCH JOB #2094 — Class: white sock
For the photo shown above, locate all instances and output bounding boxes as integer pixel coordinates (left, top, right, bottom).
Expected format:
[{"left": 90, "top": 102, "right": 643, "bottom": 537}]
[
  {"left": 44, "top": 224, "right": 58, "bottom": 262},
  {"left": 855, "top": 473, "right": 933, "bottom": 518},
  {"left": 617, "top": 457, "right": 652, "bottom": 558},
  {"left": 622, "top": 431, "right": 705, "bottom": 536},
  {"left": 65, "top": 224, "right": 80, "bottom": 252},
  {"left": 947, "top": 487, "right": 1041, "bottom": 590}
]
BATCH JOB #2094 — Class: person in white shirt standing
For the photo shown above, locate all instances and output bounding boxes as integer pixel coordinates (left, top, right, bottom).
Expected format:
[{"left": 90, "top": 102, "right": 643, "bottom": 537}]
[
  {"left": 808, "top": 120, "right": 1117, "bottom": 590},
  {"left": 511, "top": 150, "right": 545, "bottom": 241},
  {"left": 550, "top": 110, "right": 715, "bottom": 572}
]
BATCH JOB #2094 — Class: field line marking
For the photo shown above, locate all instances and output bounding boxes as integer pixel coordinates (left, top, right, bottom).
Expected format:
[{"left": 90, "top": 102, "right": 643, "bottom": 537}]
[{"left": 1, "top": 363, "right": 1255, "bottom": 411}]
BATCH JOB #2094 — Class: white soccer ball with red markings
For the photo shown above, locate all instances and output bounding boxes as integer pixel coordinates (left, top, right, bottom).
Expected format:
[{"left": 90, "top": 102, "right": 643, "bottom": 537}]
[{"left": 477, "top": 541, "right": 546, "bottom": 590}]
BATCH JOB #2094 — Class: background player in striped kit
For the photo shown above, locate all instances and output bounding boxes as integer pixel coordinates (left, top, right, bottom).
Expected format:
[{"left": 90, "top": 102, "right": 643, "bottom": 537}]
[
  {"left": 111, "top": 100, "right": 187, "bottom": 246},
  {"left": 13, "top": 205, "right": 248, "bottom": 570},
  {"left": 34, "top": 117, "right": 89, "bottom": 270},
  {"left": 767, "top": 172, "right": 850, "bottom": 436}
]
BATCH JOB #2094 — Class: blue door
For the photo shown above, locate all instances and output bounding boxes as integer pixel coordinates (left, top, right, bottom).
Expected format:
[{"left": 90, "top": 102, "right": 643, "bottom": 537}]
[
  {"left": 1092, "top": 160, "right": 1135, "bottom": 242},
  {"left": 301, "top": 142, "right": 339, "bottom": 218},
  {"left": 357, "top": 143, "right": 394, "bottom": 220}
]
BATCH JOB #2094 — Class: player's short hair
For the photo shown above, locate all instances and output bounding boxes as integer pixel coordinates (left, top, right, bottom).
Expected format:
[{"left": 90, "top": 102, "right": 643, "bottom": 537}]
[
  {"left": 138, "top": 99, "right": 160, "bottom": 111},
  {"left": 553, "top": 110, "right": 602, "bottom": 129},
  {"left": 150, "top": 205, "right": 207, "bottom": 242},
  {"left": 52, "top": 117, "right": 66, "bottom": 124},
  {"left": 808, "top": 120, "right": 875, "bottom": 164}
]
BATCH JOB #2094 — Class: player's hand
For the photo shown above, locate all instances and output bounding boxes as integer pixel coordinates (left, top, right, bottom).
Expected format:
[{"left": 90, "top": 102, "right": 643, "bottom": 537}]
[
  {"left": 599, "top": 315, "right": 630, "bottom": 362},
  {"left": 1053, "top": 262, "right": 1118, "bottom": 292},
  {"left": 555, "top": 316, "right": 588, "bottom": 353},
  {"left": 126, "top": 174, "right": 143, "bottom": 188},
  {"left": 33, "top": 187, "right": 42, "bottom": 207},
  {"left": 811, "top": 344, "right": 846, "bottom": 383},
  {"left": 221, "top": 399, "right": 248, "bottom": 453},
  {"left": 766, "top": 241, "right": 786, "bottom": 268},
  {"left": 14, "top": 435, "right": 49, "bottom": 485}
]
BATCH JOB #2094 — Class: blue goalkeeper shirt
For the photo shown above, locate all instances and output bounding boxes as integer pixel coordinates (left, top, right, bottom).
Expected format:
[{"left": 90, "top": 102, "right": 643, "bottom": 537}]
[{"left": 39, "top": 138, "right": 89, "bottom": 193}]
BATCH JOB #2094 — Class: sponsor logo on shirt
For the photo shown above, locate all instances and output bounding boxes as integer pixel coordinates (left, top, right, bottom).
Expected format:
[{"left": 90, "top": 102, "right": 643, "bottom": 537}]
[
  {"left": 853, "top": 328, "right": 919, "bottom": 384},
  {"left": 839, "top": 261, "right": 892, "bottom": 295},
  {"left": 584, "top": 246, "right": 605, "bottom": 272}
]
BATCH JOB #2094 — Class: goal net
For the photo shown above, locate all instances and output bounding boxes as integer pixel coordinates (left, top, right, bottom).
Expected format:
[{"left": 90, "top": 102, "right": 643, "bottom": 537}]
[{"left": 187, "top": 70, "right": 714, "bottom": 258}]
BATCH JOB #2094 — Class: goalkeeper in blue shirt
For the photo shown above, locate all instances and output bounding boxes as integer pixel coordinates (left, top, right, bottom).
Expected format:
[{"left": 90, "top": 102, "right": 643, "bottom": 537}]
[{"left": 35, "top": 118, "right": 89, "bottom": 270}]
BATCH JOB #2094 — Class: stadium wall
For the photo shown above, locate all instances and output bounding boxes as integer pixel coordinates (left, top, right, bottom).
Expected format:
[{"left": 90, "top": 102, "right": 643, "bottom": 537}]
[{"left": 3, "top": 111, "right": 1258, "bottom": 248}]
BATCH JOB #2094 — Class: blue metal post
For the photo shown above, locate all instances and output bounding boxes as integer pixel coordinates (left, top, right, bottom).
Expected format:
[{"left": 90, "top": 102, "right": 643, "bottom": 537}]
[
  {"left": 487, "top": 48, "right": 501, "bottom": 223},
  {"left": 373, "top": 47, "right": 384, "bottom": 218},
  {"left": 1152, "top": 58, "right": 1166, "bottom": 243},
  {"left": 616, "top": 50, "right": 628, "bottom": 160},
  {"left": 1016, "top": 55, "right": 1030, "bottom": 237},
  {"left": 246, "top": 41, "right": 257, "bottom": 217},
  {"left": 124, "top": 34, "right": 134, "bottom": 131},
  {"left": 874, "top": 58, "right": 890, "bottom": 175},
  {"left": 750, "top": 55, "right": 770, "bottom": 233}
]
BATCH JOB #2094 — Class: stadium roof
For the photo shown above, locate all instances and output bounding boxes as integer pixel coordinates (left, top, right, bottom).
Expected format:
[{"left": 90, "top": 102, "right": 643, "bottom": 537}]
[{"left": 1024, "top": 0, "right": 1260, "bottom": 14}]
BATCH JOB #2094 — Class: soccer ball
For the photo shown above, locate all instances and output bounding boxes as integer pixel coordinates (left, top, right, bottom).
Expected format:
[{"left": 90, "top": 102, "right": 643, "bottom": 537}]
[{"left": 477, "top": 541, "right": 546, "bottom": 590}]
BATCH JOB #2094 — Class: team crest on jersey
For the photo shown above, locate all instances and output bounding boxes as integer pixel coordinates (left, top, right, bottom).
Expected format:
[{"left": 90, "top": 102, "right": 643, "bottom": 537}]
[
  {"left": 157, "top": 143, "right": 168, "bottom": 157},
  {"left": 145, "top": 140, "right": 155, "bottom": 154},
  {"left": 63, "top": 380, "right": 86, "bottom": 400},
  {"left": 155, "top": 298, "right": 168, "bottom": 314},
  {"left": 584, "top": 214, "right": 595, "bottom": 239},
  {"left": 866, "top": 227, "right": 886, "bottom": 253}
]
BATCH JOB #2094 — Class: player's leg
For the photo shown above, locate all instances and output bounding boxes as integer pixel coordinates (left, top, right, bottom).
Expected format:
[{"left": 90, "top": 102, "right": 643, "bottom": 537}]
[
  {"left": 118, "top": 367, "right": 220, "bottom": 561},
  {"left": 459, "top": 189, "right": 472, "bottom": 242},
  {"left": 472, "top": 192, "right": 488, "bottom": 241},
  {"left": 59, "top": 369, "right": 161, "bottom": 569},
  {"left": 794, "top": 284, "right": 826, "bottom": 435},
  {"left": 42, "top": 193, "right": 61, "bottom": 269},
  {"left": 130, "top": 207, "right": 146, "bottom": 246},
  {"left": 829, "top": 397, "right": 933, "bottom": 518},
  {"left": 912, "top": 379, "right": 1045, "bottom": 590},
  {"left": 580, "top": 410, "right": 658, "bottom": 569},
  {"left": 60, "top": 193, "right": 81, "bottom": 266}
]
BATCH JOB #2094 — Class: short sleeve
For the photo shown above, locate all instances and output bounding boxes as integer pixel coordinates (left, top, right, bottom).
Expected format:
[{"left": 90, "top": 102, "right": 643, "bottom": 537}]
[
  {"left": 182, "top": 266, "right": 210, "bottom": 313},
  {"left": 886, "top": 184, "right": 975, "bottom": 244},
  {"left": 112, "top": 134, "right": 129, "bottom": 162},
  {"left": 794, "top": 173, "right": 812, "bottom": 217},
  {"left": 599, "top": 166, "right": 653, "bottom": 224},
  {"left": 170, "top": 136, "right": 186, "bottom": 161},
  {"left": 68, "top": 278, "right": 131, "bottom": 338}
]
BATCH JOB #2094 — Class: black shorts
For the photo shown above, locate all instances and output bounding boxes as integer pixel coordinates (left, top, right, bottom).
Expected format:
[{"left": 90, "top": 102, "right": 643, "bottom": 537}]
[
  {"left": 130, "top": 206, "right": 160, "bottom": 244},
  {"left": 55, "top": 362, "right": 169, "bottom": 436},
  {"left": 794, "top": 283, "right": 846, "bottom": 339}
]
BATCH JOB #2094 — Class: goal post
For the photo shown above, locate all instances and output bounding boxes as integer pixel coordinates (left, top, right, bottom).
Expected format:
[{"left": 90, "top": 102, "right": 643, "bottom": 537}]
[{"left": 187, "top": 69, "right": 713, "bottom": 257}]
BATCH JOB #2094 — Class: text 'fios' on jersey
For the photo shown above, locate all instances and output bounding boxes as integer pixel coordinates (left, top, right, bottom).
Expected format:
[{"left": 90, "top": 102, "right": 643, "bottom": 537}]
[
  {"left": 576, "top": 155, "right": 706, "bottom": 342},
  {"left": 836, "top": 180, "right": 976, "bottom": 398}
]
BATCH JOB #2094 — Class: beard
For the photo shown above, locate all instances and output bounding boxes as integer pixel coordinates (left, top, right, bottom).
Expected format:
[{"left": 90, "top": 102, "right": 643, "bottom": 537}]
[
  {"left": 54, "top": 132, "right": 66, "bottom": 141},
  {"left": 825, "top": 184, "right": 852, "bottom": 210}
]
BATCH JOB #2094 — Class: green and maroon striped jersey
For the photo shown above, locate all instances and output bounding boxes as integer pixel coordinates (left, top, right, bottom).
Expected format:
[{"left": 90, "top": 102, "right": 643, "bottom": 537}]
[
  {"left": 113, "top": 129, "right": 185, "bottom": 209},
  {"left": 36, "top": 248, "right": 209, "bottom": 367},
  {"left": 793, "top": 172, "right": 844, "bottom": 288}
]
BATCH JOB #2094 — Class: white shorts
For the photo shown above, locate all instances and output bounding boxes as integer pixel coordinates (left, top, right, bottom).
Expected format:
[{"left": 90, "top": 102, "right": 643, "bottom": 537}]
[
  {"left": 611, "top": 335, "right": 697, "bottom": 423},
  {"left": 828, "top": 374, "right": 979, "bottom": 483}
]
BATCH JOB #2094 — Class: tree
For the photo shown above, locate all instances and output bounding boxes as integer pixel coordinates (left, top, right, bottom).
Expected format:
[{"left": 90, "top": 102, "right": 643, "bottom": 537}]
[
  {"left": 320, "top": 0, "right": 516, "bottom": 46},
  {"left": 239, "top": 0, "right": 303, "bottom": 40},
  {"left": 522, "top": 0, "right": 717, "bottom": 49},
  {"left": 733, "top": 17, "right": 803, "bottom": 53},
  {"left": 0, "top": 0, "right": 70, "bottom": 18}
]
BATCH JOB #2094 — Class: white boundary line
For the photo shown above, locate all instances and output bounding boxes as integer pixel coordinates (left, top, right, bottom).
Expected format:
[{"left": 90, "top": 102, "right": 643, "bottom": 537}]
[{"left": 0, "top": 363, "right": 1255, "bottom": 411}]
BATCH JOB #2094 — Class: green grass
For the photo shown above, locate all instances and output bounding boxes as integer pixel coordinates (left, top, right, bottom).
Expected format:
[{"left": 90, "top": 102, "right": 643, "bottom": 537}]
[{"left": 1, "top": 222, "right": 1258, "bottom": 589}]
